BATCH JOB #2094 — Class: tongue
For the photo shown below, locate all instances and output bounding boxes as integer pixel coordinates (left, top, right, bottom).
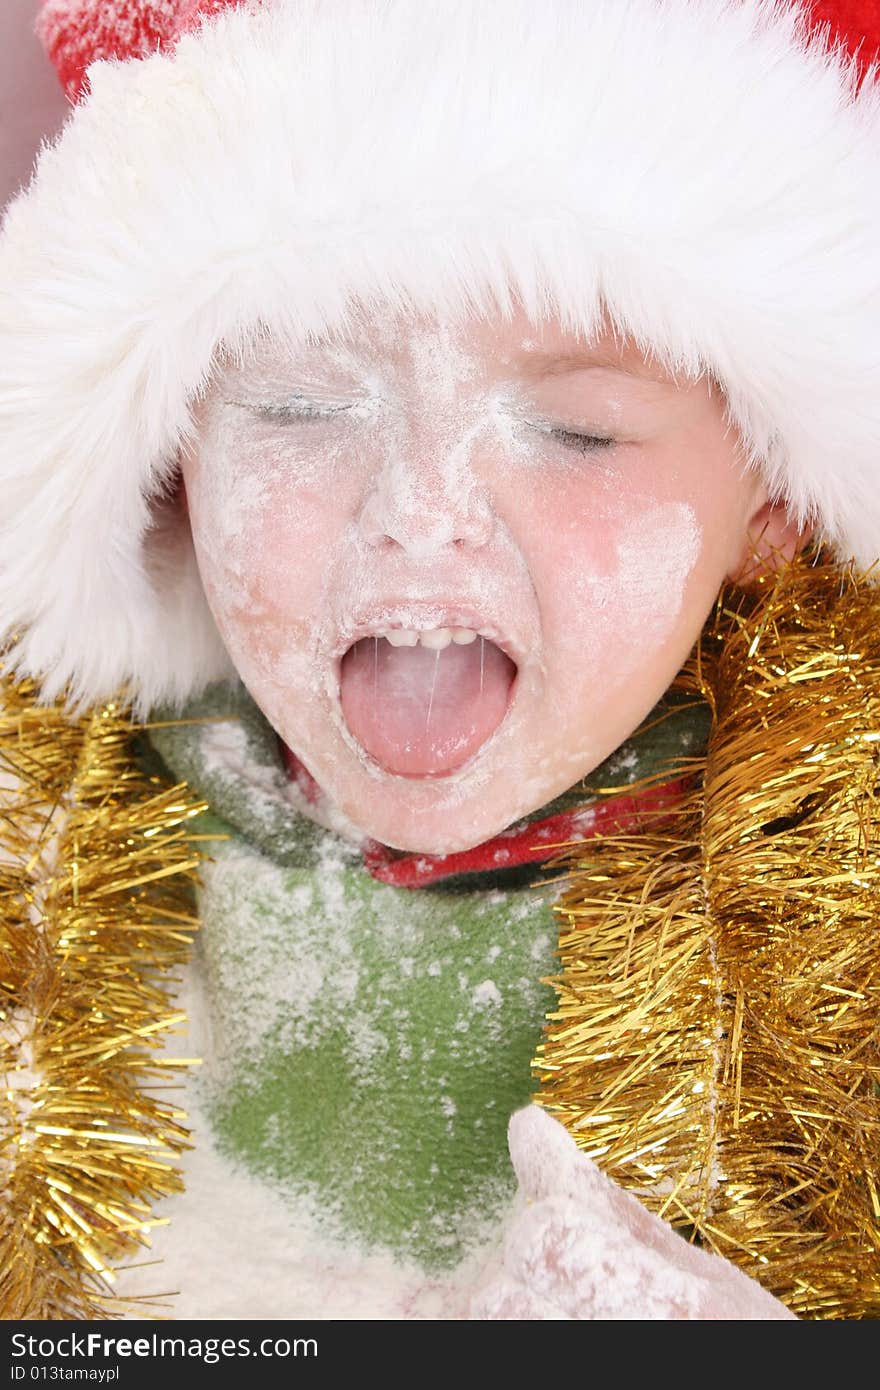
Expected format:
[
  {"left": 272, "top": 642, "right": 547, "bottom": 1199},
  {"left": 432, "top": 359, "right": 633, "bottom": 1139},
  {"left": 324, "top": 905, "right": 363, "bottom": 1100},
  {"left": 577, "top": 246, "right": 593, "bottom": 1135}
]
[{"left": 340, "top": 637, "right": 516, "bottom": 776}]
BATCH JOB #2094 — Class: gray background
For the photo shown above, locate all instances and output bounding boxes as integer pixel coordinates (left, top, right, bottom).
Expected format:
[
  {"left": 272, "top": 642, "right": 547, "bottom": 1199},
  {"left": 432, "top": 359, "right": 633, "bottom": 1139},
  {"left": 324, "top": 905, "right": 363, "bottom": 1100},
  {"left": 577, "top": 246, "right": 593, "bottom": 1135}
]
[{"left": 0, "top": 0, "right": 68, "bottom": 211}]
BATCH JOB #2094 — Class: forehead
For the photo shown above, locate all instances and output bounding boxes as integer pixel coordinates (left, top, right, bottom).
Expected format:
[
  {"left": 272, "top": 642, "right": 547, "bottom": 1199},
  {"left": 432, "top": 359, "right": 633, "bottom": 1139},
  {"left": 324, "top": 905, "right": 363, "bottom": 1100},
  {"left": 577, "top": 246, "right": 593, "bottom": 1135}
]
[{"left": 230, "top": 306, "right": 685, "bottom": 392}]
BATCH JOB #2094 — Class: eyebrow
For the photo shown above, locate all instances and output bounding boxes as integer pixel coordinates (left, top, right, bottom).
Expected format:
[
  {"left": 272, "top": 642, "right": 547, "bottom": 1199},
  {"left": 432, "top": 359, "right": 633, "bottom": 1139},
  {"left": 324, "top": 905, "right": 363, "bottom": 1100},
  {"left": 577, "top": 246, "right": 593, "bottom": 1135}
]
[{"left": 518, "top": 349, "right": 679, "bottom": 387}]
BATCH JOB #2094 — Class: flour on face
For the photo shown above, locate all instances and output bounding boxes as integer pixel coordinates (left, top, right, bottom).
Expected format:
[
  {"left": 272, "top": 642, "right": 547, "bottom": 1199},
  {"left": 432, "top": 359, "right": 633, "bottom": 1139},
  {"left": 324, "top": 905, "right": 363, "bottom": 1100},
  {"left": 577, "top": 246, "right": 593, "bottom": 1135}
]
[{"left": 181, "top": 309, "right": 754, "bottom": 853}]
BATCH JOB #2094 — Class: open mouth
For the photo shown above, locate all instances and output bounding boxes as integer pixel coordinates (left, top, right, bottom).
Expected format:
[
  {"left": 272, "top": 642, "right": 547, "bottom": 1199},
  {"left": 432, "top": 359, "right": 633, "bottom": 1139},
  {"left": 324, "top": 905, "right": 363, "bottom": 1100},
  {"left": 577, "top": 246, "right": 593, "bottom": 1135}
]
[{"left": 339, "top": 625, "right": 518, "bottom": 777}]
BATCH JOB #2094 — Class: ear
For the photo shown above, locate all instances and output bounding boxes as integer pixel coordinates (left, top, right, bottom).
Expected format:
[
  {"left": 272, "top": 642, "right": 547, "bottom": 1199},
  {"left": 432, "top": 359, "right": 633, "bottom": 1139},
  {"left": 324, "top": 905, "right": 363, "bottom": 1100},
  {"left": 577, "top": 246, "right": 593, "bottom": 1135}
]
[{"left": 726, "top": 495, "right": 812, "bottom": 587}]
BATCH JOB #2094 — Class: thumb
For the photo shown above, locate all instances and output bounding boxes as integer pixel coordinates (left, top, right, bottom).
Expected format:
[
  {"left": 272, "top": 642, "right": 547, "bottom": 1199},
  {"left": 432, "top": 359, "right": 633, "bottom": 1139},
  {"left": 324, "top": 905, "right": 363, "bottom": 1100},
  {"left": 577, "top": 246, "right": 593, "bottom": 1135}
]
[{"left": 507, "top": 1104, "right": 601, "bottom": 1203}]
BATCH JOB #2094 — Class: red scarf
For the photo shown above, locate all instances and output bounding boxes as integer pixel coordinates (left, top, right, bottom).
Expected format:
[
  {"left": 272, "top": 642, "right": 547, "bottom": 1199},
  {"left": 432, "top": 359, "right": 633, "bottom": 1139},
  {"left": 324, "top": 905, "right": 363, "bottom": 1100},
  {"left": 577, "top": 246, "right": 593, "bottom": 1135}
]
[{"left": 281, "top": 745, "right": 686, "bottom": 889}]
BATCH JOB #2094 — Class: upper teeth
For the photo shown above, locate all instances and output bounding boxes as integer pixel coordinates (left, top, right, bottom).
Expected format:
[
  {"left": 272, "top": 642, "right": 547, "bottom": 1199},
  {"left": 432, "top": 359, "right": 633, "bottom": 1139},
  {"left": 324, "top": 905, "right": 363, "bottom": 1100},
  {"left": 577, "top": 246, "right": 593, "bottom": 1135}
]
[{"left": 382, "top": 627, "right": 483, "bottom": 649}]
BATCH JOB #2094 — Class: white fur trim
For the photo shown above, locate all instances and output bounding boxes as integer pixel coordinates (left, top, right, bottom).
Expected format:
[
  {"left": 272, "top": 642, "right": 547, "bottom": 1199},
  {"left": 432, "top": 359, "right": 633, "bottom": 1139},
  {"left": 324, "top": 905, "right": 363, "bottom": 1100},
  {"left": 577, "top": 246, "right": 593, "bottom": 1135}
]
[{"left": 1, "top": 0, "right": 879, "bottom": 709}]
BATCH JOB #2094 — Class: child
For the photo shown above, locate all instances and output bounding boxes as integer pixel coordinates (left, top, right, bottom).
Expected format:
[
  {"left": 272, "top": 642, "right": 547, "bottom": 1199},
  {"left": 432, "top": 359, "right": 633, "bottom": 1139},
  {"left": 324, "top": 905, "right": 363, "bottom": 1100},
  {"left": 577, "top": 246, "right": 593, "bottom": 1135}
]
[{"left": 1, "top": 0, "right": 878, "bottom": 1319}]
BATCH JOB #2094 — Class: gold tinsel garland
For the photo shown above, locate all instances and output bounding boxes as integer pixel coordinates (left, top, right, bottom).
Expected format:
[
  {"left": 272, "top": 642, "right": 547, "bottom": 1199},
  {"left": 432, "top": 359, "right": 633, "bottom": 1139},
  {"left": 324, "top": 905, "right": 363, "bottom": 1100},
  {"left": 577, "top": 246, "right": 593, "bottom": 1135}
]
[
  {"left": 0, "top": 673, "right": 207, "bottom": 1320},
  {"left": 535, "top": 553, "right": 880, "bottom": 1319},
  {"left": 5, "top": 552, "right": 879, "bottom": 1318}
]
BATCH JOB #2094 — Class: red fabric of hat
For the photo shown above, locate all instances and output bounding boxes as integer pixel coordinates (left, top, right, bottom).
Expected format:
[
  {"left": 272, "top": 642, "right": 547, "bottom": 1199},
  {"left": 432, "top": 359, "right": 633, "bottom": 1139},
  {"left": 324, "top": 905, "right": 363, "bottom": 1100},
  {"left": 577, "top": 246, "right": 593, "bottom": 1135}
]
[
  {"left": 811, "top": 0, "right": 880, "bottom": 62},
  {"left": 809, "top": 1, "right": 880, "bottom": 96},
  {"left": 36, "top": 0, "right": 880, "bottom": 104},
  {"left": 36, "top": 0, "right": 241, "bottom": 100}
]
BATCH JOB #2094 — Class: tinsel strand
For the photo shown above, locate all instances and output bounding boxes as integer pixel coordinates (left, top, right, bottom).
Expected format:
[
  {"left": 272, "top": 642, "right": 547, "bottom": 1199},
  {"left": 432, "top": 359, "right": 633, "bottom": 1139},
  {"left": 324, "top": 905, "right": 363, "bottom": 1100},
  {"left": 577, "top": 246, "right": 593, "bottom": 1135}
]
[
  {"left": 1, "top": 673, "right": 208, "bottom": 1320},
  {"left": 535, "top": 553, "right": 880, "bottom": 1319}
]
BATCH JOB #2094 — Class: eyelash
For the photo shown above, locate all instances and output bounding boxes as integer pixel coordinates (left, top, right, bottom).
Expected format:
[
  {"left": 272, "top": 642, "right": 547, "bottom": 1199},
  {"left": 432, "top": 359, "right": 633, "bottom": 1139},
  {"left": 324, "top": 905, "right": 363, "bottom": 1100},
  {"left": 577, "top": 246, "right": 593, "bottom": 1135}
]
[
  {"left": 234, "top": 400, "right": 616, "bottom": 451},
  {"left": 549, "top": 428, "right": 616, "bottom": 453},
  {"left": 252, "top": 401, "right": 352, "bottom": 421}
]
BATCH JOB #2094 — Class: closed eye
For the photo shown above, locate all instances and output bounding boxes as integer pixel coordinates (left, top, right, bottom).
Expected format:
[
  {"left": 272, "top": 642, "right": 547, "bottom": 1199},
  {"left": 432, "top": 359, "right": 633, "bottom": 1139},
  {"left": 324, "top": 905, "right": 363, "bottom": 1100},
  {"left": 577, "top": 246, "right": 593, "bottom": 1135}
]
[
  {"left": 550, "top": 427, "right": 616, "bottom": 453},
  {"left": 228, "top": 396, "right": 356, "bottom": 421},
  {"left": 524, "top": 418, "right": 616, "bottom": 453}
]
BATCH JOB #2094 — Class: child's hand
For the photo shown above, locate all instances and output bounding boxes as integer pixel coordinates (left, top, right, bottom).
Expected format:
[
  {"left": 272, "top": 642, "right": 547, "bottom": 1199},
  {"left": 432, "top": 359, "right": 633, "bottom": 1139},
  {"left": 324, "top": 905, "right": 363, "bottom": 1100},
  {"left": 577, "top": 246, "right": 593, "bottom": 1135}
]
[{"left": 468, "top": 1106, "right": 795, "bottom": 1320}]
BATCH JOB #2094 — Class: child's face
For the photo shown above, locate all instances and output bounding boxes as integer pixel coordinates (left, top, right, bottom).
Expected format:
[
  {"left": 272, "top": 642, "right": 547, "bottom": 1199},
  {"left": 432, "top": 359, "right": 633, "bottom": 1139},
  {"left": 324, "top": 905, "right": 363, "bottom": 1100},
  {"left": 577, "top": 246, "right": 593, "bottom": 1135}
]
[{"left": 182, "top": 309, "right": 766, "bottom": 852}]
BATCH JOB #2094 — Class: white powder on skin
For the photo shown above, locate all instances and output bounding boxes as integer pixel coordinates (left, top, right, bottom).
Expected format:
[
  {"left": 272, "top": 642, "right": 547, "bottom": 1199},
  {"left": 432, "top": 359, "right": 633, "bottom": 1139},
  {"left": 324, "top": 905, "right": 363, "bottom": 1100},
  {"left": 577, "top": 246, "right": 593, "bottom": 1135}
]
[
  {"left": 182, "top": 312, "right": 720, "bottom": 857},
  {"left": 586, "top": 499, "right": 701, "bottom": 635},
  {"left": 470, "top": 1108, "right": 795, "bottom": 1320}
]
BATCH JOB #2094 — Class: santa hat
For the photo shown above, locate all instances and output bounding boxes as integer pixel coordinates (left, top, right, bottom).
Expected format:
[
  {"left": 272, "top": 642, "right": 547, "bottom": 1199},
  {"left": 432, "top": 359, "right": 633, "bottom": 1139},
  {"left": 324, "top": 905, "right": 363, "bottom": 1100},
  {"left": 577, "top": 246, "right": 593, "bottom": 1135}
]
[{"left": 1, "top": 0, "right": 879, "bottom": 712}]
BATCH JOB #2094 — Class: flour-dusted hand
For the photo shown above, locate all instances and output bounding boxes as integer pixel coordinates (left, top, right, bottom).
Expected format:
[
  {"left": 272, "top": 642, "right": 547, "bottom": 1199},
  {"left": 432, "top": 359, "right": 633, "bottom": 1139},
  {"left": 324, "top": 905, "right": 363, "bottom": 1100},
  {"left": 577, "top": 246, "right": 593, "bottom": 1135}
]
[{"left": 468, "top": 1106, "right": 795, "bottom": 1320}]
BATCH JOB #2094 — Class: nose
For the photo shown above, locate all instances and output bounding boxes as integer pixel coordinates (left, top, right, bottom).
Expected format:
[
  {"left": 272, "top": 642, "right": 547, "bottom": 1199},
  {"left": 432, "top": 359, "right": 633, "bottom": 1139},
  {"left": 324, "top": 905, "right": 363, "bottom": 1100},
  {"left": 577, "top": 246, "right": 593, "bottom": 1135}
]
[{"left": 357, "top": 458, "right": 495, "bottom": 558}]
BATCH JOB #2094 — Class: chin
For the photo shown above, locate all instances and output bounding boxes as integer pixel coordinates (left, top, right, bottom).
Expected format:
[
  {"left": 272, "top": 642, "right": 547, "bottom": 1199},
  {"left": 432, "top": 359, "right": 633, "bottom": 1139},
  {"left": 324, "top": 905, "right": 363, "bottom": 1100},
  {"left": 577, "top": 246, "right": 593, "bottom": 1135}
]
[
  {"left": 339, "top": 776, "right": 515, "bottom": 856},
  {"left": 363, "top": 821, "right": 497, "bottom": 856}
]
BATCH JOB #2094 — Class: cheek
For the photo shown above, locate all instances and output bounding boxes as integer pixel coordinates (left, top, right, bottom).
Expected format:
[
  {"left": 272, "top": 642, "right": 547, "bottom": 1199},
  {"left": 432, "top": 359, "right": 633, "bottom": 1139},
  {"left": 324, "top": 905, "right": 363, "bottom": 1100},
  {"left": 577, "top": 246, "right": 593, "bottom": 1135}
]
[
  {"left": 183, "top": 454, "right": 356, "bottom": 696},
  {"left": 591, "top": 499, "right": 702, "bottom": 629},
  {"left": 520, "top": 467, "right": 703, "bottom": 671},
  {"left": 186, "top": 451, "right": 343, "bottom": 609},
  {"left": 577, "top": 505, "right": 702, "bottom": 694}
]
